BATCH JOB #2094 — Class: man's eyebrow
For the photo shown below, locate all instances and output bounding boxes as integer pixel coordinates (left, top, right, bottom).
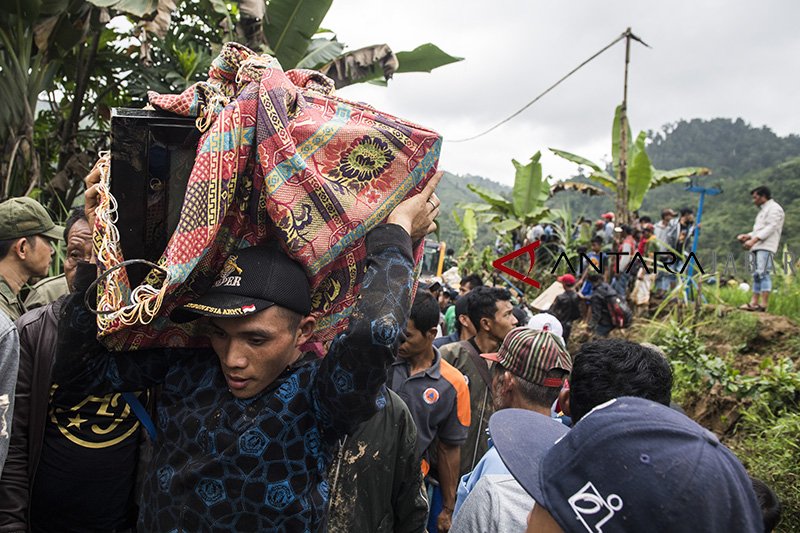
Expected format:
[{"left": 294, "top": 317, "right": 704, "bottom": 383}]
[
  {"left": 208, "top": 320, "right": 274, "bottom": 337},
  {"left": 239, "top": 328, "right": 274, "bottom": 337}
]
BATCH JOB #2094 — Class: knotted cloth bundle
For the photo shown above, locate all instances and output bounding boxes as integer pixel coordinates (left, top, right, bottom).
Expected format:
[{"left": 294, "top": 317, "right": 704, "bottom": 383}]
[{"left": 94, "top": 42, "right": 440, "bottom": 350}]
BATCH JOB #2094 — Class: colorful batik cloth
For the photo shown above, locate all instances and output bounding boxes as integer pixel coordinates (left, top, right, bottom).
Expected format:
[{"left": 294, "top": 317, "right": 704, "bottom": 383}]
[{"left": 94, "top": 42, "right": 440, "bottom": 350}]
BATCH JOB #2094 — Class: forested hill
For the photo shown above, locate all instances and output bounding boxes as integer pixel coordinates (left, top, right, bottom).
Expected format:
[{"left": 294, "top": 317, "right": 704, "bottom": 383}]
[
  {"left": 647, "top": 118, "right": 800, "bottom": 178},
  {"left": 436, "top": 171, "right": 510, "bottom": 250},
  {"left": 642, "top": 119, "right": 800, "bottom": 258},
  {"left": 439, "top": 118, "right": 800, "bottom": 264}
]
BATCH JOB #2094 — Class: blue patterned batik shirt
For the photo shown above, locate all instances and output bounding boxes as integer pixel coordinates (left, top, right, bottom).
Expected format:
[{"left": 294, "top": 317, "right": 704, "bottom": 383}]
[{"left": 53, "top": 224, "right": 415, "bottom": 532}]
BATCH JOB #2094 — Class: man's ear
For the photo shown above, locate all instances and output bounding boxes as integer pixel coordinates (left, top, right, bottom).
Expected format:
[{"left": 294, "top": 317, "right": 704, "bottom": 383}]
[
  {"left": 426, "top": 327, "right": 438, "bottom": 341},
  {"left": 295, "top": 316, "right": 317, "bottom": 347},
  {"left": 479, "top": 316, "right": 491, "bottom": 333},
  {"left": 500, "top": 370, "right": 514, "bottom": 395},
  {"left": 13, "top": 237, "right": 27, "bottom": 260},
  {"left": 558, "top": 388, "right": 571, "bottom": 417}
]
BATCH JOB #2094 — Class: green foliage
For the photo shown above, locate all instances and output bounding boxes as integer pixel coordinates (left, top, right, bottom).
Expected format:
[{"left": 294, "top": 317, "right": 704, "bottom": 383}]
[
  {"left": 732, "top": 409, "right": 800, "bottom": 533},
  {"left": 434, "top": 171, "right": 509, "bottom": 252},
  {"left": 626, "top": 131, "right": 652, "bottom": 212},
  {"left": 2, "top": 0, "right": 461, "bottom": 208},
  {"left": 647, "top": 310, "right": 800, "bottom": 532},
  {"left": 642, "top": 119, "right": 800, "bottom": 261},
  {"left": 86, "top": 0, "right": 159, "bottom": 17},
  {"left": 548, "top": 148, "right": 616, "bottom": 190},
  {"left": 262, "top": 0, "right": 334, "bottom": 69},
  {"left": 650, "top": 312, "right": 800, "bottom": 414},
  {"left": 715, "top": 273, "right": 800, "bottom": 323},
  {"left": 511, "top": 152, "right": 546, "bottom": 218},
  {"left": 395, "top": 43, "right": 463, "bottom": 73},
  {"left": 551, "top": 106, "right": 710, "bottom": 219},
  {"left": 654, "top": 321, "right": 731, "bottom": 402},
  {"left": 452, "top": 208, "right": 477, "bottom": 248},
  {"left": 457, "top": 154, "right": 552, "bottom": 250},
  {"left": 466, "top": 183, "right": 513, "bottom": 213},
  {"left": 294, "top": 35, "right": 344, "bottom": 69},
  {"left": 648, "top": 117, "right": 800, "bottom": 178}
]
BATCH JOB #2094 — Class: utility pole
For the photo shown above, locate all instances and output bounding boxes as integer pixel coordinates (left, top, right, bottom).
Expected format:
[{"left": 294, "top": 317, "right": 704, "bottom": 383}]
[
  {"left": 616, "top": 28, "right": 650, "bottom": 225},
  {"left": 617, "top": 28, "right": 631, "bottom": 225}
]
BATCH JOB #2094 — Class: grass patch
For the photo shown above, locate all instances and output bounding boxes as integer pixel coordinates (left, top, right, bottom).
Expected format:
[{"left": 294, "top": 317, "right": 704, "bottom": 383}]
[
  {"left": 709, "top": 310, "right": 759, "bottom": 349},
  {"left": 731, "top": 408, "right": 800, "bottom": 533},
  {"left": 640, "top": 311, "right": 800, "bottom": 529},
  {"left": 715, "top": 274, "right": 800, "bottom": 322}
]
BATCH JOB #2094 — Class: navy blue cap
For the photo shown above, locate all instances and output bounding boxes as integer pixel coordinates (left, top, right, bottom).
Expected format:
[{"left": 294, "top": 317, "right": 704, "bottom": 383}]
[
  {"left": 489, "top": 409, "right": 568, "bottom": 481},
  {"left": 494, "top": 396, "right": 763, "bottom": 533}
]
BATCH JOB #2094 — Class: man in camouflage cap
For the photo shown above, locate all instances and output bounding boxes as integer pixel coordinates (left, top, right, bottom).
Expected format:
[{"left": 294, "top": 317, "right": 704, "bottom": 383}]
[{"left": 0, "top": 197, "right": 63, "bottom": 320}]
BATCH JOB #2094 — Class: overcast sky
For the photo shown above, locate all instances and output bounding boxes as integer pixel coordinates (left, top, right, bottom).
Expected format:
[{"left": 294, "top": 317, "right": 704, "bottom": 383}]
[{"left": 323, "top": 0, "right": 800, "bottom": 186}]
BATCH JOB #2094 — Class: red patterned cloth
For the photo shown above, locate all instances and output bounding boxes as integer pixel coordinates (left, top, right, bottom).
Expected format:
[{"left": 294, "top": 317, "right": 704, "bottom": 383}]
[{"left": 97, "top": 43, "right": 440, "bottom": 350}]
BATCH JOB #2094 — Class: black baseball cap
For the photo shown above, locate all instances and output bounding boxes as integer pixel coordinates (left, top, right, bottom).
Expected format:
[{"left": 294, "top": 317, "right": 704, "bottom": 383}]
[
  {"left": 171, "top": 243, "right": 311, "bottom": 323},
  {"left": 494, "top": 396, "right": 762, "bottom": 532}
]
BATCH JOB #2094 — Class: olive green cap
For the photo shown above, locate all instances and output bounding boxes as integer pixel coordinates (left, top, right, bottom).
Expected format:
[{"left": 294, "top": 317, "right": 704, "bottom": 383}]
[{"left": 0, "top": 197, "right": 64, "bottom": 242}]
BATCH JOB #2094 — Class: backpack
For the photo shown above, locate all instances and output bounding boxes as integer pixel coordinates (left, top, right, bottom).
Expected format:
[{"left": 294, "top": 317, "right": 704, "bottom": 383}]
[{"left": 606, "top": 294, "right": 633, "bottom": 328}]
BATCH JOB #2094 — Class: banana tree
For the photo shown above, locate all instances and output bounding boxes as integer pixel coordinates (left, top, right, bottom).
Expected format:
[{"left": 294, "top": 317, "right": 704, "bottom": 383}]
[
  {"left": 264, "top": 0, "right": 462, "bottom": 87},
  {"left": 2, "top": 0, "right": 462, "bottom": 204},
  {"left": 458, "top": 152, "right": 549, "bottom": 236},
  {"left": 458, "top": 151, "right": 605, "bottom": 238},
  {"left": 551, "top": 105, "right": 710, "bottom": 223},
  {"left": 88, "top": 0, "right": 462, "bottom": 85},
  {"left": 452, "top": 207, "right": 478, "bottom": 249}
]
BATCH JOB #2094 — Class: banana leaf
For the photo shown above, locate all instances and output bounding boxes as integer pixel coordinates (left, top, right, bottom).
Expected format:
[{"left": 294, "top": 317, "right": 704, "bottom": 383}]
[
  {"left": 550, "top": 180, "right": 607, "bottom": 196},
  {"left": 550, "top": 147, "right": 616, "bottom": 190},
  {"left": 263, "top": 0, "right": 333, "bottom": 69},
  {"left": 467, "top": 183, "right": 513, "bottom": 214},
  {"left": 512, "top": 152, "right": 544, "bottom": 218},
  {"left": 626, "top": 132, "right": 653, "bottom": 212}
]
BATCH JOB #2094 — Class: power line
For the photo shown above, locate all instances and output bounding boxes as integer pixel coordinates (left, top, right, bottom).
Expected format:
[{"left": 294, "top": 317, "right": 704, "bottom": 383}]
[{"left": 447, "top": 30, "right": 632, "bottom": 143}]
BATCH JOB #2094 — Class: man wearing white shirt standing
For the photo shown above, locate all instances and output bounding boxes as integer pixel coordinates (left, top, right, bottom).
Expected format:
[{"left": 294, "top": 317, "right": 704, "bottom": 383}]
[{"left": 737, "top": 186, "right": 785, "bottom": 312}]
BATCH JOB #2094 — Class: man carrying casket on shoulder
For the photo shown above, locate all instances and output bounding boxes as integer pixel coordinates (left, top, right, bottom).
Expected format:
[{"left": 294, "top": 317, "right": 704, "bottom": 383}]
[{"left": 52, "top": 170, "right": 443, "bottom": 532}]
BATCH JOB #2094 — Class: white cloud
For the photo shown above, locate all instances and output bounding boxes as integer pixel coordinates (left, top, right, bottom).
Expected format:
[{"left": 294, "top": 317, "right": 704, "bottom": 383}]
[{"left": 323, "top": 0, "right": 800, "bottom": 186}]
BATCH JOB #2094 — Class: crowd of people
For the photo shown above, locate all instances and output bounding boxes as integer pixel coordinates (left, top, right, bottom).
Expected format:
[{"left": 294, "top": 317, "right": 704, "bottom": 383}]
[
  {"left": 523, "top": 185, "right": 785, "bottom": 340},
  {"left": 0, "top": 170, "right": 787, "bottom": 532}
]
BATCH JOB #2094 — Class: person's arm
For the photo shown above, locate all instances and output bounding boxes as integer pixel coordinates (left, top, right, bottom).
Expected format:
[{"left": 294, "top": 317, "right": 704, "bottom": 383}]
[
  {"left": 590, "top": 294, "right": 603, "bottom": 327},
  {"left": 312, "top": 224, "right": 415, "bottom": 436},
  {"left": 450, "top": 476, "right": 498, "bottom": 533},
  {"left": 392, "top": 397, "right": 428, "bottom": 533},
  {"left": 750, "top": 205, "right": 785, "bottom": 243},
  {"left": 52, "top": 262, "right": 184, "bottom": 394},
  {"left": 436, "top": 441, "right": 461, "bottom": 532},
  {"left": 0, "top": 314, "right": 31, "bottom": 530},
  {"left": 0, "top": 319, "right": 19, "bottom": 478},
  {"left": 435, "top": 366, "right": 471, "bottom": 532},
  {"left": 314, "top": 172, "right": 441, "bottom": 437}
]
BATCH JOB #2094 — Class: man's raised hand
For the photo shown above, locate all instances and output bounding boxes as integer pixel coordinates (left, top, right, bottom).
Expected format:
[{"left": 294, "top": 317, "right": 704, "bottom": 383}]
[
  {"left": 83, "top": 159, "right": 103, "bottom": 228},
  {"left": 387, "top": 171, "right": 443, "bottom": 241}
]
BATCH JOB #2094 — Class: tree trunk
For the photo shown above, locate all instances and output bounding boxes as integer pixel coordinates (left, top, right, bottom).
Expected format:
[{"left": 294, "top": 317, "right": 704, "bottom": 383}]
[{"left": 52, "top": 28, "right": 101, "bottom": 210}]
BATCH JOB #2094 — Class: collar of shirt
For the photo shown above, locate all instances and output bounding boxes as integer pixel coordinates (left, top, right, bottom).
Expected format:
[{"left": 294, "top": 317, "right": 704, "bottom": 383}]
[
  {"left": 392, "top": 346, "right": 442, "bottom": 380},
  {"left": 759, "top": 199, "right": 775, "bottom": 211},
  {"left": 0, "top": 274, "right": 20, "bottom": 306}
]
